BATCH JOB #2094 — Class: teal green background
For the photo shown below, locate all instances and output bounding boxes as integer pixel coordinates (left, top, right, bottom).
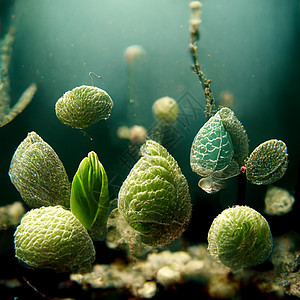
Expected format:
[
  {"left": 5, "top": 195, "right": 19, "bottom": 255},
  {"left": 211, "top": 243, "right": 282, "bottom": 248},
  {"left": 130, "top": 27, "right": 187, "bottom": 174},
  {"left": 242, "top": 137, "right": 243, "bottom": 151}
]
[{"left": 1, "top": 0, "right": 299, "bottom": 242}]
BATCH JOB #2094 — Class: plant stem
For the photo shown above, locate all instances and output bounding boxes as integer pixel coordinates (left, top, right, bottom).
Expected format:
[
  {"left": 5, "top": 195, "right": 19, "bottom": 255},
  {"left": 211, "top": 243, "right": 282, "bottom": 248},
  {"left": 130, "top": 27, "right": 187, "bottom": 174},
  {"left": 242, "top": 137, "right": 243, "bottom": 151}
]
[{"left": 189, "top": 43, "right": 216, "bottom": 118}]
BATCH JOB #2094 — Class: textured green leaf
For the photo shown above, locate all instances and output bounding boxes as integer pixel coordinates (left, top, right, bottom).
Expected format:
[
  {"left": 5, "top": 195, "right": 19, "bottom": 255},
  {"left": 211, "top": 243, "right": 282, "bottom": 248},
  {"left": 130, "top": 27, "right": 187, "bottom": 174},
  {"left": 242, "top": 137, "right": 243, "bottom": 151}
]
[
  {"left": 55, "top": 85, "right": 113, "bottom": 129},
  {"left": 190, "top": 111, "right": 234, "bottom": 177},
  {"left": 245, "top": 139, "right": 288, "bottom": 185},
  {"left": 190, "top": 108, "right": 249, "bottom": 193},
  {"left": 8, "top": 132, "right": 71, "bottom": 208},
  {"left": 70, "top": 151, "right": 110, "bottom": 231},
  {"left": 219, "top": 107, "right": 249, "bottom": 167}
]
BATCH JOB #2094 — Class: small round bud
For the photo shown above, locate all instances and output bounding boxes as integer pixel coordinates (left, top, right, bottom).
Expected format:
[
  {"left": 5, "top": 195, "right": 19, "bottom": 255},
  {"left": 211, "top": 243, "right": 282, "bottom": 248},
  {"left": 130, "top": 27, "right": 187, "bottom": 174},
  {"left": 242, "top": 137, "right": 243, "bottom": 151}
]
[
  {"left": 189, "top": 1, "right": 203, "bottom": 10},
  {"left": 152, "top": 96, "right": 178, "bottom": 122},
  {"left": 264, "top": 186, "right": 295, "bottom": 216},
  {"left": 124, "top": 45, "right": 145, "bottom": 64}
]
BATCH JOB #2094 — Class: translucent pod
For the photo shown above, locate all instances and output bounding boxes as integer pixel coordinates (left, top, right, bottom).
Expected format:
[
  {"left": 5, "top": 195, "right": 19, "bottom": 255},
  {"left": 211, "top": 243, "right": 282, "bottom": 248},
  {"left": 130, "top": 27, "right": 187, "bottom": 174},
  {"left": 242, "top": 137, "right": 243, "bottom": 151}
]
[
  {"left": 70, "top": 151, "right": 110, "bottom": 241},
  {"left": 118, "top": 140, "right": 192, "bottom": 247},
  {"left": 245, "top": 139, "right": 288, "bottom": 185},
  {"left": 198, "top": 160, "right": 240, "bottom": 193},
  {"left": 117, "top": 125, "right": 148, "bottom": 145},
  {"left": 9, "top": 132, "right": 71, "bottom": 208},
  {"left": 14, "top": 206, "right": 95, "bottom": 273},
  {"left": 190, "top": 107, "right": 248, "bottom": 193},
  {"left": 264, "top": 186, "right": 294, "bottom": 216},
  {"left": 218, "top": 107, "right": 248, "bottom": 167},
  {"left": 124, "top": 45, "right": 145, "bottom": 64},
  {"left": 208, "top": 206, "right": 273, "bottom": 270},
  {"left": 55, "top": 85, "right": 113, "bottom": 129},
  {"left": 190, "top": 111, "right": 234, "bottom": 177},
  {"left": 152, "top": 96, "right": 178, "bottom": 123}
]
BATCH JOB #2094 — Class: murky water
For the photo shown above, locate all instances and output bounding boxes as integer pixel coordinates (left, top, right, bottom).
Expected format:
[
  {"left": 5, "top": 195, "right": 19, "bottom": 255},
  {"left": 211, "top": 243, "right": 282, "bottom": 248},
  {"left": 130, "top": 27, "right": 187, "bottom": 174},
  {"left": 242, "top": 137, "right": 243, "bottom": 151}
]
[{"left": 1, "top": 0, "right": 300, "bottom": 241}]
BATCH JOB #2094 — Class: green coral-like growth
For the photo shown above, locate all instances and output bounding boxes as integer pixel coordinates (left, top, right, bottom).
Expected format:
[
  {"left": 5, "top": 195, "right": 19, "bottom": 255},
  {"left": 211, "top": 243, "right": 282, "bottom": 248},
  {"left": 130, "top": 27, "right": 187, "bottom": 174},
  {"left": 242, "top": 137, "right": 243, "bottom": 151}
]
[{"left": 14, "top": 206, "right": 95, "bottom": 273}]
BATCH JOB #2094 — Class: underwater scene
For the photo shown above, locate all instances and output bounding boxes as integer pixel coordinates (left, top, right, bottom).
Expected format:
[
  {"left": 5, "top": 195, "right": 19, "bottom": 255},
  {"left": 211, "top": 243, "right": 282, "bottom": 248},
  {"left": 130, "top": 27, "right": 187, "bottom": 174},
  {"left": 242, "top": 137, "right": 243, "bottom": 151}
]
[{"left": 1, "top": 0, "right": 300, "bottom": 299}]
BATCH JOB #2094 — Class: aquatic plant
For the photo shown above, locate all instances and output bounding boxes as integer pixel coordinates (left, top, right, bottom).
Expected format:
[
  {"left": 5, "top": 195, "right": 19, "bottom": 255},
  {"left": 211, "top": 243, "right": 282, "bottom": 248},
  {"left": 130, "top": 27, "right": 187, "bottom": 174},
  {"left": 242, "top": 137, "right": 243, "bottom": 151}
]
[
  {"left": 190, "top": 106, "right": 289, "bottom": 193},
  {"left": 188, "top": 2, "right": 215, "bottom": 118},
  {"left": 118, "top": 140, "right": 192, "bottom": 247},
  {"left": 190, "top": 107, "right": 248, "bottom": 193},
  {"left": 245, "top": 139, "right": 288, "bottom": 185},
  {"left": 14, "top": 205, "right": 95, "bottom": 273},
  {"left": 207, "top": 205, "right": 273, "bottom": 270},
  {"left": 9, "top": 131, "right": 71, "bottom": 208},
  {"left": 9, "top": 133, "right": 114, "bottom": 272},
  {"left": 55, "top": 85, "right": 113, "bottom": 130},
  {"left": 0, "top": 28, "right": 37, "bottom": 127},
  {"left": 70, "top": 151, "right": 110, "bottom": 241}
]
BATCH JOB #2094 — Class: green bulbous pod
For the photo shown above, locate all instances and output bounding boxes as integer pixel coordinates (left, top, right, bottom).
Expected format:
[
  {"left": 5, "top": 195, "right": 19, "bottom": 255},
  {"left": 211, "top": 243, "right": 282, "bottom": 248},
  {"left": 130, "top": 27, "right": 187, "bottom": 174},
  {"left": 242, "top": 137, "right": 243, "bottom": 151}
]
[
  {"left": 190, "top": 107, "right": 249, "bottom": 193},
  {"left": 8, "top": 132, "right": 71, "bottom": 208},
  {"left": 14, "top": 206, "right": 95, "bottom": 273},
  {"left": 190, "top": 111, "right": 234, "bottom": 178},
  {"left": 118, "top": 140, "right": 192, "bottom": 247},
  {"left": 245, "top": 139, "right": 288, "bottom": 185},
  {"left": 70, "top": 151, "right": 110, "bottom": 241},
  {"left": 55, "top": 85, "right": 113, "bottom": 129},
  {"left": 208, "top": 206, "right": 273, "bottom": 270},
  {"left": 218, "top": 107, "right": 249, "bottom": 167}
]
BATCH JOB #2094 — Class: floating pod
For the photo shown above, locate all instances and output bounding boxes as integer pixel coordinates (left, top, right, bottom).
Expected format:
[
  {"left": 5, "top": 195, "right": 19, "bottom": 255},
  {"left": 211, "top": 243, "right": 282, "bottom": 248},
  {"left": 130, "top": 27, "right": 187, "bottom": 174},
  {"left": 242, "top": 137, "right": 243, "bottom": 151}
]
[
  {"left": 151, "top": 96, "right": 179, "bottom": 146},
  {"left": 14, "top": 206, "right": 95, "bottom": 273},
  {"left": 152, "top": 96, "right": 178, "bottom": 123},
  {"left": 117, "top": 125, "right": 148, "bottom": 145},
  {"left": 264, "top": 186, "right": 294, "bottom": 216},
  {"left": 245, "top": 139, "right": 288, "bottom": 185},
  {"left": 124, "top": 45, "right": 145, "bottom": 103},
  {"left": 124, "top": 45, "right": 145, "bottom": 64},
  {"left": 9, "top": 131, "right": 71, "bottom": 208},
  {"left": 190, "top": 110, "right": 234, "bottom": 177},
  {"left": 118, "top": 140, "right": 192, "bottom": 247},
  {"left": 55, "top": 85, "right": 113, "bottom": 129},
  {"left": 208, "top": 206, "right": 273, "bottom": 270},
  {"left": 190, "top": 107, "right": 248, "bottom": 193}
]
